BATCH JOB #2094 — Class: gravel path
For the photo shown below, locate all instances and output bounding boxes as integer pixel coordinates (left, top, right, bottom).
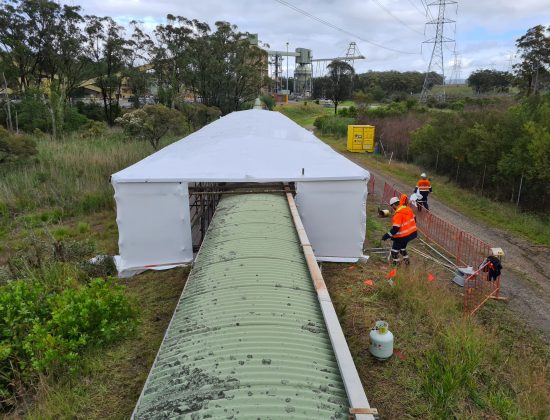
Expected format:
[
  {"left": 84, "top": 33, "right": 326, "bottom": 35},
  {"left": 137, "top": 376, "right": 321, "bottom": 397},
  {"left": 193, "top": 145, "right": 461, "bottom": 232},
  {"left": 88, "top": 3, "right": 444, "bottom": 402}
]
[{"left": 354, "top": 160, "right": 550, "bottom": 339}]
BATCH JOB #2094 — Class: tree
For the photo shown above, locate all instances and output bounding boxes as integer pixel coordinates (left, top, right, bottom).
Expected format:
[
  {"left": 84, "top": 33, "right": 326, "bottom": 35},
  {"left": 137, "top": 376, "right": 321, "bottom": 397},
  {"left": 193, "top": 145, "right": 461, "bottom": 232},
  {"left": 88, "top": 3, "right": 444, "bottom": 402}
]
[
  {"left": 327, "top": 60, "right": 354, "bottom": 114},
  {"left": 467, "top": 69, "right": 513, "bottom": 94},
  {"left": 514, "top": 25, "right": 550, "bottom": 95},
  {"left": 116, "top": 104, "right": 185, "bottom": 150},
  {"left": 0, "top": 1, "right": 88, "bottom": 136},
  {"left": 84, "top": 16, "right": 131, "bottom": 125},
  {"left": 125, "top": 21, "right": 153, "bottom": 108}
]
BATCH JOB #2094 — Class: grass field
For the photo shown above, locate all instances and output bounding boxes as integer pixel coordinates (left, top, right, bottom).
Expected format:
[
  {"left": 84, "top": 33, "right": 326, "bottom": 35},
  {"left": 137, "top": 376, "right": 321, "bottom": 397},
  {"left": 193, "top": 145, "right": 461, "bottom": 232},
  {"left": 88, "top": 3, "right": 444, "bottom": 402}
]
[
  {"left": 276, "top": 102, "right": 332, "bottom": 126},
  {"left": 1, "top": 111, "right": 549, "bottom": 418}
]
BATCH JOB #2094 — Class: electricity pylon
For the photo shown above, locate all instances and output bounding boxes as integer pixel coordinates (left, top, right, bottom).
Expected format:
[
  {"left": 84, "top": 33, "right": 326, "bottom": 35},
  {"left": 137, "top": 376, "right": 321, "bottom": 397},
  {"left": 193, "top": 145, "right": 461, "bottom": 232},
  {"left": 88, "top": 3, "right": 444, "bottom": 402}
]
[{"left": 420, "top": 0, "right": 457, "bottom": 102}]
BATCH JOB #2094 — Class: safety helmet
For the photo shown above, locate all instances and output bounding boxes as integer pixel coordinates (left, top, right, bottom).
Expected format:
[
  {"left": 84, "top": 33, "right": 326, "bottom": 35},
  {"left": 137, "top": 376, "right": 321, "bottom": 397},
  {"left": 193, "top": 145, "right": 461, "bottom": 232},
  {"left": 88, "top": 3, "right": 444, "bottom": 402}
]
[
  {"left": 421, "top": 172, "right": 427, "bottom": 178},
  {"left": 389, "top": 197, "right": 400, "bottom": 206}
]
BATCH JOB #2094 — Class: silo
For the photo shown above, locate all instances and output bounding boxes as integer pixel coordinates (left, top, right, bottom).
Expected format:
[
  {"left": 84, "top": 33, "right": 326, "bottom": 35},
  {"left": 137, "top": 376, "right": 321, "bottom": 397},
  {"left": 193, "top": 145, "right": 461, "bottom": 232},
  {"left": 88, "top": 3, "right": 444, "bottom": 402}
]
[{"left": 294, "top": 48, "right": 312, "bottom": 97}]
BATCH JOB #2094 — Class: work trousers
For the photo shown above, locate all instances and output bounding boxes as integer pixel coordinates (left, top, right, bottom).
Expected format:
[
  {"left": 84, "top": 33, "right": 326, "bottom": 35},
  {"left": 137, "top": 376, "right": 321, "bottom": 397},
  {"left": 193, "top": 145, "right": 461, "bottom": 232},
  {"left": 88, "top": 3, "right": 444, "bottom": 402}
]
[{"left": 391, "top": 231, "right": 418, "bottom": 265}]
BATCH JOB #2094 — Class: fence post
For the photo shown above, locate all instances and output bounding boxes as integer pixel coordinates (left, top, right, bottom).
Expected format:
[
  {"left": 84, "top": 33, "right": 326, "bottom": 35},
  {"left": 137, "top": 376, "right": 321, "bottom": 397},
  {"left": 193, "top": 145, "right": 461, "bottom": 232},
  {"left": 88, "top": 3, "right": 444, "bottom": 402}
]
[{"left": 456, "top": 231, "right": 463, "bottom": 266}]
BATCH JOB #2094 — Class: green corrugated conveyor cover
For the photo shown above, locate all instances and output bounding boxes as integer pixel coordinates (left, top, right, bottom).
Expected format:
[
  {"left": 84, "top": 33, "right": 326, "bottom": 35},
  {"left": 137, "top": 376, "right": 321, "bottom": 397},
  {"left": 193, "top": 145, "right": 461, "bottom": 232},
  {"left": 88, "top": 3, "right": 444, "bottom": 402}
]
[{"left": 133, "top": 194, "right": 350, "bottom": 419}]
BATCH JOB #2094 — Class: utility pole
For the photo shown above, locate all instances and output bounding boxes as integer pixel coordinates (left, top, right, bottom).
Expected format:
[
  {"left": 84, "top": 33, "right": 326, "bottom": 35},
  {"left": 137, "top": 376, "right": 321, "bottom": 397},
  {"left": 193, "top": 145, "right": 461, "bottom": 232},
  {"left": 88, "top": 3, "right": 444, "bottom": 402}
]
[
  {"left": 420, "top": 0, "right": 457, "bottom": 102},
  {"left": 286, "top": 42, "right": 289, "bottom": 92}
]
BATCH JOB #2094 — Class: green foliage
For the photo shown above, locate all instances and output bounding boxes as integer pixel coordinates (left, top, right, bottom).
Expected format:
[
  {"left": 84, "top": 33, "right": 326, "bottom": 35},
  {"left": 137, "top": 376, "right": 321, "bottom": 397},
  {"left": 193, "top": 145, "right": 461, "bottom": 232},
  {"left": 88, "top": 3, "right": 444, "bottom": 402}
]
[
  {"left": 0, "top": 126, "right": 37, "bottom": 164},
  {"left": 63, "top": 105, "right": 90, "bottom": 132},
  {"left": 75, "top": 102, "right": 105, "bottom": 122},
  {"left": 327, "top": 60, "right": 355, "bottom": 114},
  {"left": 467, "top": 69, "right": 513, "bottom": 94},
  {"left": 0, "top": 268, "right": 136, "bottom": 404},
  {"left": 314, "top": 115, "right": 355, "bottom": 137},
  {"left": 14, "top": 89, "right": 52, "bottom": 133},
  {"left": 363, "top": 101, "right": 409, "bottom": 118},
  {"left": 260, "top": 95, "right": 275, "bottom": 111},
  {"left": 514, "top": 25, "right": 550, "bottom": 95},
  {"left": 116, "top": 104, "right": 187, "bottom": 150},
  {"left": 410, "top": 92, "right": 550, "bottom": 210},
  {"left": 175, "top": 102, "right": 222, "bottom": 131},
  {"left": 79, "top": 120, "right": 108, "bottom": 139},
  {"left": 337, "top": 106, "right": 357, "bottom": 118}
]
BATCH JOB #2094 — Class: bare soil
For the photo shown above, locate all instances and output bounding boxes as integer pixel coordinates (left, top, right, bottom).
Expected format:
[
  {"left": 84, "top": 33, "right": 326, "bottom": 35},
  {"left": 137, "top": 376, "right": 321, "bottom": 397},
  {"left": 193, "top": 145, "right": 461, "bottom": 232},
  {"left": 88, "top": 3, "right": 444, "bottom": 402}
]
[{"left": 363, "top": 164, "right": 550, "bottom": 340}]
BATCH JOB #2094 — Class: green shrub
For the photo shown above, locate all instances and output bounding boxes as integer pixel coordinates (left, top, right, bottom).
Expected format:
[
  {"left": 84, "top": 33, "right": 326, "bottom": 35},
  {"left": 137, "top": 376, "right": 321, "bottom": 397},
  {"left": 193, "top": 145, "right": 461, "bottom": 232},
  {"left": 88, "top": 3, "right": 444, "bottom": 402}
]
[
  {"left": 0, "top": 126, "right": 37, "bottom": 164},
  {"left": 75, "top": 101, "right": 105, "bottom": 121},
  {"left": 77, "top": 222, "right": 90, "bottom": 234},
  {"left": 0, "top": 271, "right": 136, "bottom": 403},
  {"left": 175, "top": 102, "right": 222, "bottom": 131},
  {"left": 313, "top": 115, "right": 354, "bottom": 137},
  {"left": 260, "top": 95, "right": 275, "bottom": 111},
  {"left": 63, "top": 105, "right": 90, "bottom": 132},
  {"left": 79, "top": 120, "right": 108, "bottom": 139},
  {"left": 14, "top": 89, "right": 52, "bottom": 133}
]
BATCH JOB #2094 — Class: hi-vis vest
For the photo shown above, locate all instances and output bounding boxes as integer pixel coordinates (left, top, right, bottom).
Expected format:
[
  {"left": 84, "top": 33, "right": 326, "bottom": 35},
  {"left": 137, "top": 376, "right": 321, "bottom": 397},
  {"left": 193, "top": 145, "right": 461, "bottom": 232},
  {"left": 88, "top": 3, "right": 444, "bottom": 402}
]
[
  {"left": 392, "top": 205, "right": 417, "bottom": 238},
  {"left": 416, "top": 179, "right": 431, "bottom": 192}
]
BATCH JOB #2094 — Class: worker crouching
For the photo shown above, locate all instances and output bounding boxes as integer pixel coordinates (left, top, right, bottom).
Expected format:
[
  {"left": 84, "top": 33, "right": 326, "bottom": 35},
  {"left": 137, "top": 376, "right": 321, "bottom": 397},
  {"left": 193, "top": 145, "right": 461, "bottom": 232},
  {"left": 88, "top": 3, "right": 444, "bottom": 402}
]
[{"left": 382, "top": 194, "right": 418, "bottom": 265}]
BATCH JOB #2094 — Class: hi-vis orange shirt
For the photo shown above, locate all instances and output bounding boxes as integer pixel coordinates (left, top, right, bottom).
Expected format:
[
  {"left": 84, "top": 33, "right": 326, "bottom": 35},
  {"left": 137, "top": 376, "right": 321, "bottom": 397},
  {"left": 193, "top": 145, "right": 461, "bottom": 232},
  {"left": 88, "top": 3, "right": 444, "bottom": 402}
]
[
  {"left": 392, "top": 195, "right": 417, "bottom": 238},
  {"left": 416, "top": 179, "right": 432, "bottom": 192}
]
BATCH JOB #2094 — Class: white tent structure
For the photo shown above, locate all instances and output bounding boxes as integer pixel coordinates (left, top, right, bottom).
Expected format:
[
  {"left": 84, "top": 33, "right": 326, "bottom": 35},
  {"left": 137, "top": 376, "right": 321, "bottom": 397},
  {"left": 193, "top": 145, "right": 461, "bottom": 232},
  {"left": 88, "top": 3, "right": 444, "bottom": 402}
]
[{"left": 112, "top": 109, "right": 370, "bottom": 277}]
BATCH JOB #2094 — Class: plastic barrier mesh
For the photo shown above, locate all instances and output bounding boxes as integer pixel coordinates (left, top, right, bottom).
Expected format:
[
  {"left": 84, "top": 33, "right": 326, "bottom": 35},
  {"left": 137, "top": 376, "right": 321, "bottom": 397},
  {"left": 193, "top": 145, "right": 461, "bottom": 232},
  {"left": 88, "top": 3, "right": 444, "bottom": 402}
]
[{"left": 381, "top": 182, "right": 500, "bottom": 315}]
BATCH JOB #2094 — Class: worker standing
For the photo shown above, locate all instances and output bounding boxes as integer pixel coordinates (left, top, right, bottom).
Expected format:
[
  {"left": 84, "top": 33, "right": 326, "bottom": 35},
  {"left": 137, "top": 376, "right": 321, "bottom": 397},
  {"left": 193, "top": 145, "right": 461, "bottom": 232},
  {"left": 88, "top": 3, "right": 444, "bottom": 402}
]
[
  {"left": 382, "top": 194, "right": 418, "bottom": 265},
  {"left": 415, "top": 172, "right": 432, "bottom": 211}
]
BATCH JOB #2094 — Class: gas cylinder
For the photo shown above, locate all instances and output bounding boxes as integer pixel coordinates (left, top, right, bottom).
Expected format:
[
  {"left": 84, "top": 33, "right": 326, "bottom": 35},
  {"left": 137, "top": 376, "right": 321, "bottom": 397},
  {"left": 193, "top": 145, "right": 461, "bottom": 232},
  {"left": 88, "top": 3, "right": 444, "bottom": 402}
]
[{"left": 369, "top": 320, "right": 394, "bottom": 360}]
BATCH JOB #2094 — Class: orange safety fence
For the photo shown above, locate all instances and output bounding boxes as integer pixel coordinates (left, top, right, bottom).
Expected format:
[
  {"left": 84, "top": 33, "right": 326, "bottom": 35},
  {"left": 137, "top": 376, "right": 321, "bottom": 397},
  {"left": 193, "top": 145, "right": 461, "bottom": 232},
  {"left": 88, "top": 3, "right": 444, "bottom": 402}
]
[
  {"left": 464, "top": 262, "right": 501, "bottom": 315},
  {"left": 367, "top": 174, "right": 375, "bottom": 195},
  {"left": 381, "top": 182, "right": 500, "bottom": 315}
]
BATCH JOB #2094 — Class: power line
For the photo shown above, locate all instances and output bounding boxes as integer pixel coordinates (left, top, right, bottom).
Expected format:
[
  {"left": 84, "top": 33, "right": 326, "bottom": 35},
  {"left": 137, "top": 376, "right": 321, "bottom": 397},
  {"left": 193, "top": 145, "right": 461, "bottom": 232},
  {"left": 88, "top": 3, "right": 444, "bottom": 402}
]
[
  {"left": 406, "top": 0, "right": 426, "bottom": 16},
  {"left": 371, "top": 0, "right": 424, "bottom": 35},
  {"left": 272, "top": 0, "right": 419, "bottom": 55}
]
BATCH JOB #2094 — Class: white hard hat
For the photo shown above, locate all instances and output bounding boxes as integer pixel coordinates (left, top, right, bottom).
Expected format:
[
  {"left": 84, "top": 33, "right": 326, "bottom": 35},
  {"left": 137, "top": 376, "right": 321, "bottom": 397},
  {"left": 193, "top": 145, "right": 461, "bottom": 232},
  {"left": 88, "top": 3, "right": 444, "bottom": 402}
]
[
  {"left": 421, "top": 172, "right": 427, "bottom": 178},
  {"left": 389, "top": 197, "right": 400, "bottom": 206}
]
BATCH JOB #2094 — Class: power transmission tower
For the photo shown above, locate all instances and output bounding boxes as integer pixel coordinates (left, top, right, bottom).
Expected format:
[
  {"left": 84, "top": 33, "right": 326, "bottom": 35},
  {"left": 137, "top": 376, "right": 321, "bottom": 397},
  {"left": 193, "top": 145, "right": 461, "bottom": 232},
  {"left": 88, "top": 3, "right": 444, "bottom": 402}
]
[
  {"left": 449, "top": 49, "right": 462, "bottom": 84},
  {"left": 420, "top": 0, "right": 457, "bottom": 102}
]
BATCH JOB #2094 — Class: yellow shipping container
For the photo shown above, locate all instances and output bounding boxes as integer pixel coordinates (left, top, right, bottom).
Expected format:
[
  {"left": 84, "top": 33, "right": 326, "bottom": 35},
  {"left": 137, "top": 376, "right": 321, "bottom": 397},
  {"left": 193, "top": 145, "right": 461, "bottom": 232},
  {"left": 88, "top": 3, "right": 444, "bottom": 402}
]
[{"left": 347, "top": 125, "right": 375, "bottom": 153}]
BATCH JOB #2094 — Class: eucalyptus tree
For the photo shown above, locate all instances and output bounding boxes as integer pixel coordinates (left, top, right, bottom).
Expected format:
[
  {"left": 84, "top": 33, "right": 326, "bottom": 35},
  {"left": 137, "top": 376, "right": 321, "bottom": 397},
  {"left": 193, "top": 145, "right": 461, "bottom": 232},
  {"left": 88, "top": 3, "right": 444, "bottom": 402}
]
[
  {"left": 151, "top": 15, "right": 196, "bottom": 108},
  {"left": 514, "top": 25, "right": 550, "bottom": 95},
  {"left": 327, "top": 60, "right": 355, "bottom": 114},
  {"left": 84, "top": 16, "right": 131, "bottom": 125}
]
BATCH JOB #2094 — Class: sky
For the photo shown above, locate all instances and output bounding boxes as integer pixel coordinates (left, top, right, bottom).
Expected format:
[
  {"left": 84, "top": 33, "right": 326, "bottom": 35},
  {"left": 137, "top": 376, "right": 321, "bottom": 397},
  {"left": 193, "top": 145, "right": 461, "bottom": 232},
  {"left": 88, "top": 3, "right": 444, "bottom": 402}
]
[{"left": 75, "top": 0, "right": 550, "bottom": 81}]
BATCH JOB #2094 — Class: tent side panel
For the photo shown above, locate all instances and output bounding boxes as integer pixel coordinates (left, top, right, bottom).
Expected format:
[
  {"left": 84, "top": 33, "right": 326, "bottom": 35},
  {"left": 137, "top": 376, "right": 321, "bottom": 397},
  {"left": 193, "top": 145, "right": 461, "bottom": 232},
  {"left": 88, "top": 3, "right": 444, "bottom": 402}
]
[
  {"left": 296, "top": 180, "right": 367, "bottom": 261},
  {"left": 113, "top": 182, "right": 193, "bottom": 275}
]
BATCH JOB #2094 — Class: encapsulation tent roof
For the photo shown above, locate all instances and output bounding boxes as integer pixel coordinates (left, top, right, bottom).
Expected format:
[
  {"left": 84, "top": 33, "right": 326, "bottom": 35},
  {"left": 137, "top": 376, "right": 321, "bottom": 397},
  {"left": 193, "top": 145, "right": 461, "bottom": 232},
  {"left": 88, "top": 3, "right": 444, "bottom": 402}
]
[
  {"left": 111, "top": 109, "right": 370, "bottom": 276},
  {"left": 112, "top": 109, "right": 368, "bottom": 183}
]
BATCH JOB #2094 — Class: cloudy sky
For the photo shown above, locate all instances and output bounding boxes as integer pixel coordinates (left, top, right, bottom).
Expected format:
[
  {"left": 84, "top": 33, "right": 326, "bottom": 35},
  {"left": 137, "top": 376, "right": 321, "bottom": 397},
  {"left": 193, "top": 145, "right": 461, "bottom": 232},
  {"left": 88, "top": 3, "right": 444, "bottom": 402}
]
[{"left": 76, "top": 0, "right": 550, "bottom": 80}]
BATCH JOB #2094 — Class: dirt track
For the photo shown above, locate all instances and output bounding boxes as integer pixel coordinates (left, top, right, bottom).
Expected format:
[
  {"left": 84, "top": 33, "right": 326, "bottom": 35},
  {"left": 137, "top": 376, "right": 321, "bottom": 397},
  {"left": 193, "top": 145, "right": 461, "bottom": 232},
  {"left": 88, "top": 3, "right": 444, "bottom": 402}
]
[{"left": 358, "top": 162, "right": 550, "bottom": 340}]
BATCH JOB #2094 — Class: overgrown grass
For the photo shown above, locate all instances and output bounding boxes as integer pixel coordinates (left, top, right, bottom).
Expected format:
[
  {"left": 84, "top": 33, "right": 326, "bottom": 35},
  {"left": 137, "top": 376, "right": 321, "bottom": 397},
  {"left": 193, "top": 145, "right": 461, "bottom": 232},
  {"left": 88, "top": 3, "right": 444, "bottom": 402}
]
[
  {"left": 324, "top": 257, "right": 550, "bottom": 419},
  {"left": 0, "top": 130, "right": 181, "bottom": 217},
  {"left": 277, "top": 102, "right": 332, "bottom": 127}
]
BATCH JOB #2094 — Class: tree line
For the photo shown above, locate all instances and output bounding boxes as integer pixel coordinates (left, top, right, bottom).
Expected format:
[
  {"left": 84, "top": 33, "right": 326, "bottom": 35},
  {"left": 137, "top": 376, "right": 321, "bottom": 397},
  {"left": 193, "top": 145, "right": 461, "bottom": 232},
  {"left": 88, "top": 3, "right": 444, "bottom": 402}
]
[{"left": 0, "top": 0, "right": 266, "bottom": 135}]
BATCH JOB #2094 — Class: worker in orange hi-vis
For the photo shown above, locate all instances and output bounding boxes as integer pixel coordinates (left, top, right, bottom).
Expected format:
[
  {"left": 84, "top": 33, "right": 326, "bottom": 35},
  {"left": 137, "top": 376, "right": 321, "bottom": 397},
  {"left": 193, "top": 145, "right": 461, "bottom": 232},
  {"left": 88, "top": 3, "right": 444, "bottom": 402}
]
[
  {"left": 415, "top": 172, "right": 432, "bottom": 211},
  {"left": 382, "top": 194, "right": 418, "bottom": 265}
]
